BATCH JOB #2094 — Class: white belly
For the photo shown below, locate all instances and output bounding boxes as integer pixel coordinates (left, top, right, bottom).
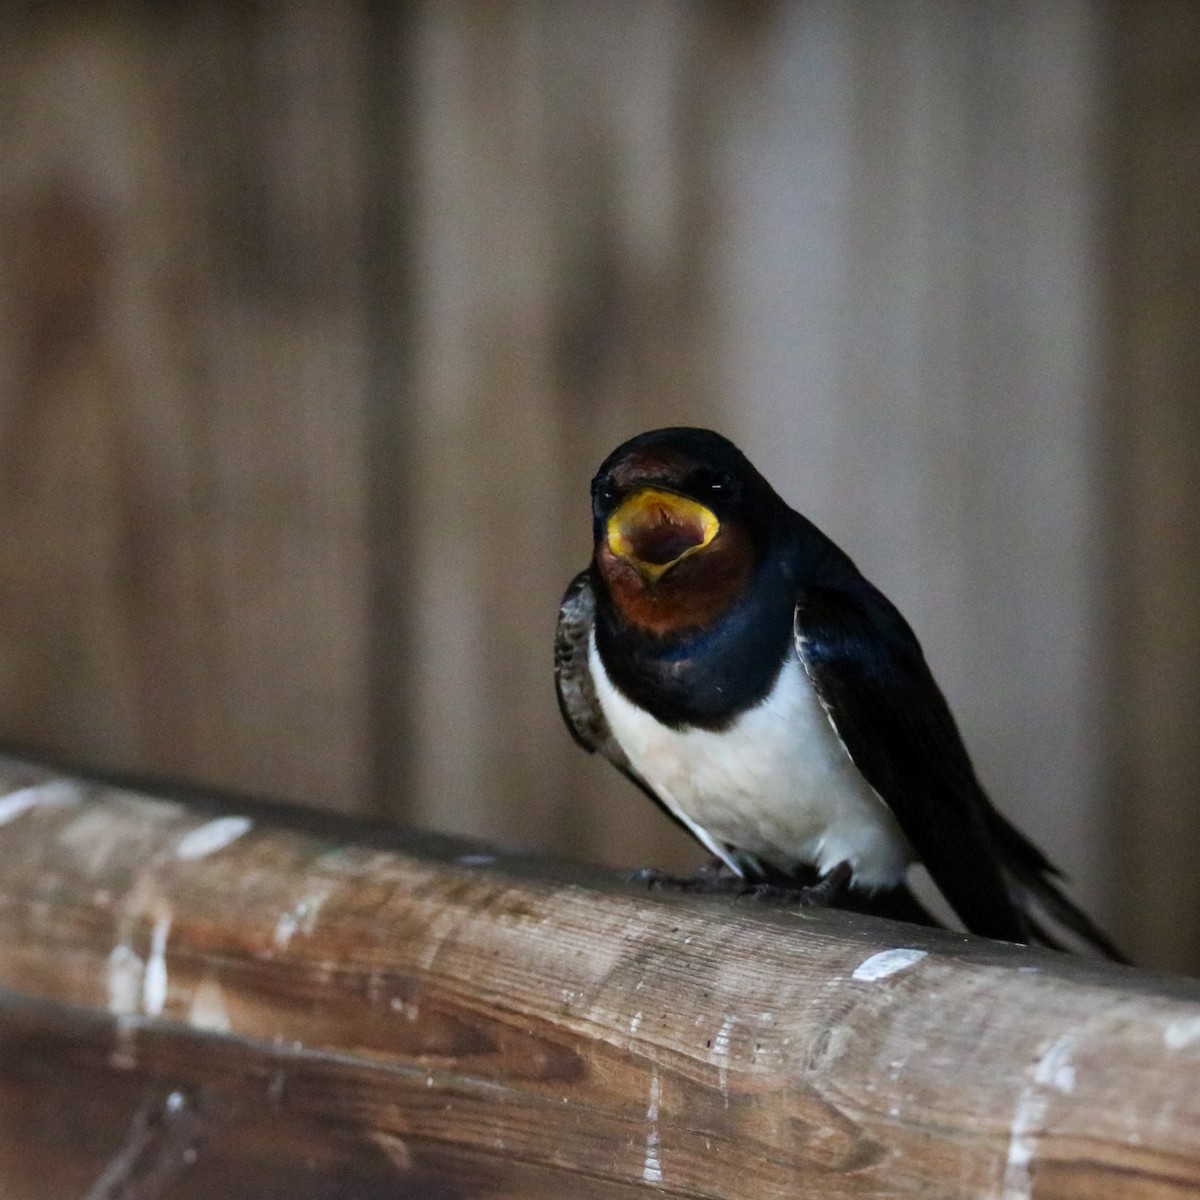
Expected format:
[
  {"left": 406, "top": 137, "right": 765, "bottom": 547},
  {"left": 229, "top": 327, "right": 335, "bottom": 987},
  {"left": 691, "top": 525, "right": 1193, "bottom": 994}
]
[{"left": 588, "top": 633, "right": 911, "bottom": 888}]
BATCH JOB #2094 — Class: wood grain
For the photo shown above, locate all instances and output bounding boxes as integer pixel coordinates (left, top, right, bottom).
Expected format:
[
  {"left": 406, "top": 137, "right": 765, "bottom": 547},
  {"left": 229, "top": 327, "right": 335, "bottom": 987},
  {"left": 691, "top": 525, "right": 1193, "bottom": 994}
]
[
  {"left": 0, "top": 3, "right": 371, "bottom": 812},
  {"left": 0, "top": 756, "right": 1197, "bottom": 1199}
]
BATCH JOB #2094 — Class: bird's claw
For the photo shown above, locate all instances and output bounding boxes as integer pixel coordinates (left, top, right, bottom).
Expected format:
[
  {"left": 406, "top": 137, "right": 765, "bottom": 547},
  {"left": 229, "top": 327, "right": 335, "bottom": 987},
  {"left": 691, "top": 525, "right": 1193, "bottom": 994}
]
[{"left": 632, "top": 859, "right": 853, "bottom": 908}]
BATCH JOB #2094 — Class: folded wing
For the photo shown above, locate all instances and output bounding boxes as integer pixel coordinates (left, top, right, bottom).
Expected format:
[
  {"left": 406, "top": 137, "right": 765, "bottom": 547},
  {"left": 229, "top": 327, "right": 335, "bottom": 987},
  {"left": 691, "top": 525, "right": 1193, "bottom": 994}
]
[{"left": 794, "top": 582, "right": 1123, "bottom": 958}]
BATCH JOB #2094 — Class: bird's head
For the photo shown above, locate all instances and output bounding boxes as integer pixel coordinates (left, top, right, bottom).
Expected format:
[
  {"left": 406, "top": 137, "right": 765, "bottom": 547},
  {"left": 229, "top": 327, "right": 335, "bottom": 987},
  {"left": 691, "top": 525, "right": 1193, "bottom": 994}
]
[{"left": 589, "top": 427, "right": 782, "bottom": 636}]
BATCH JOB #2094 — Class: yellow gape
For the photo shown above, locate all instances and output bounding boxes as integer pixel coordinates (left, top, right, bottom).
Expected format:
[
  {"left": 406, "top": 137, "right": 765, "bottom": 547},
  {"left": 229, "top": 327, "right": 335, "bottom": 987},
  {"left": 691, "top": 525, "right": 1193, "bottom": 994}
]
[{"left": 606, "top": 488, "right": 719, "bottom": 583}]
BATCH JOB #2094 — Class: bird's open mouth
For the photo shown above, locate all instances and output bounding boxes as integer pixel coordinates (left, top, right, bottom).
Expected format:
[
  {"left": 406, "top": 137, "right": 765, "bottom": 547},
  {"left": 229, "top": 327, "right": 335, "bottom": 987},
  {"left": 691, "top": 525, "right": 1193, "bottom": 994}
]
[{"left": 606, "top": 488, "right": 719, "bottom": 580}]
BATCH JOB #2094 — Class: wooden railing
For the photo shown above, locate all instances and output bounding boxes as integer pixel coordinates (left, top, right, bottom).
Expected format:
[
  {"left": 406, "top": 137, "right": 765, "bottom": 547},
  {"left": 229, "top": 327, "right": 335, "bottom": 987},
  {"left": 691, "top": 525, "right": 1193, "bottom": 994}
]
[{"left": 0, "top": 754, "right": 1196, "bottom": 1199}]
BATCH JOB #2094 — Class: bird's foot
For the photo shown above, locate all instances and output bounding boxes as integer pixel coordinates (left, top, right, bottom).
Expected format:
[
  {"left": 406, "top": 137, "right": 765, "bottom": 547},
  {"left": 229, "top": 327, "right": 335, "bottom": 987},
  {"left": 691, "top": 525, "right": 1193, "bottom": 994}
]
[
  {"left": 632, "top": 860, "right": 853, "bottom": 907},
  {"left": 768, "top": 861, "right": 853, "bottom": 908}
]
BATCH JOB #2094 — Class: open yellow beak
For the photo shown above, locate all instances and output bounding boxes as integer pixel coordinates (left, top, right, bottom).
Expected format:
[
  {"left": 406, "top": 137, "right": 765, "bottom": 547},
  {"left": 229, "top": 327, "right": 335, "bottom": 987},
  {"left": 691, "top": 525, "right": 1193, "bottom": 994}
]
[{"left": 606, "top": 488, "right": 719, "bottom": 582}]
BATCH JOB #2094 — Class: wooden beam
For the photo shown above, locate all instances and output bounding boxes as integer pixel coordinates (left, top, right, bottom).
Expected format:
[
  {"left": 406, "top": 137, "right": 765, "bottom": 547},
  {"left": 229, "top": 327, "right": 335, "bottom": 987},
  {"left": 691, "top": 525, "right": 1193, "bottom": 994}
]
[{"left": 0, "top": 755, "right": 1196, "bottom": 1199}]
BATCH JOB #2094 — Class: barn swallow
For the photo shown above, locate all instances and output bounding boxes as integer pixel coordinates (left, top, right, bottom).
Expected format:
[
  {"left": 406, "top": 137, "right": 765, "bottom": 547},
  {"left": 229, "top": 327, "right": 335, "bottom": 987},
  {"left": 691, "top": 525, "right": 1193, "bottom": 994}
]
[{"left": 556, "top": 427, "right": 1126, "bottom": 960}]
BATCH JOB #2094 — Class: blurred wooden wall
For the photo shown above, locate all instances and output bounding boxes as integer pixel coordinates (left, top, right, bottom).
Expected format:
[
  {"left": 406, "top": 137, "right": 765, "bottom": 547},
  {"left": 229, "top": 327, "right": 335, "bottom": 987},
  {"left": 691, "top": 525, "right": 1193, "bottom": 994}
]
[
  {"left": 1109, "top": 0, "right": 1200, "bottom": 972},
  {"left": 0, "top": 1, "right": 1197, "bottom": 970},
  {"left": 0, "top": 2, "right": 373, "bottom": 812}
]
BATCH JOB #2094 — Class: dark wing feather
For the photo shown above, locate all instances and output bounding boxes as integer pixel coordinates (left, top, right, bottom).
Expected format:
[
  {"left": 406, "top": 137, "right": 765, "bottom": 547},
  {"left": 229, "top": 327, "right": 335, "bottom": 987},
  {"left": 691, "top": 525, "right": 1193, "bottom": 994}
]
[
  {"left": 555, "top": 570, "right": 619, "bottom": 759},
  {"left": 554, "top": 571, "right": 694, "bottom": 834},
  {"left": 795, "top": 583, "right": 1118, "bottom": 952},
  {"left": 982, "top": 807, "right": 1128, "bottom": 961}
]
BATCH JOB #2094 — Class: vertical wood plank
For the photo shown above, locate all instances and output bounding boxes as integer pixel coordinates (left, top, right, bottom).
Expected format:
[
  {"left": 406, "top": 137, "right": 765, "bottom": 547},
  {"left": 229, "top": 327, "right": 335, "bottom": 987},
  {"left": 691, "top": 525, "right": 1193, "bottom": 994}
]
[
  {"left": 165, "top": 1, "right": 372, "bottom": 812},
  {"left": 404, "top": 0, "right": 728, "bottom": 870},
  {"left": 1109, "top": 1, "right": 1200, "bottom": 971},
  {"left": 0, "top": 3, "right": 371, "bottom": 812},
  {"left": 0, "top": 13, "right": 211, "bottom": 774},
  {"left": 362, "top": 0, "right": 421, "bottom": 821}
]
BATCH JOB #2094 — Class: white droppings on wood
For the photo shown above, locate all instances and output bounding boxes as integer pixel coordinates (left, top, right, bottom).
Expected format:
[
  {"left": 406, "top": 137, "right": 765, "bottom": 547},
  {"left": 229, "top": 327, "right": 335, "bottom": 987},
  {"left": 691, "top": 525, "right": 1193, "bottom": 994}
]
[
  {"left": 711, "top": 1014, "right": 736, "bottom": 1095},
  {"left": 629, "top": 1010, "right": 643, "bottom": 1034},
  {"left": 274, "top": 911, "right": 299, "bottom": 949},
  {"left": 175, "top": 816, "right": 252, "bottom": 860},
  {"left": 643, "top": 1068, "right": 663, "bottom": 1185},
  {"left": 1002, "top": 1092, "right": 1043, "bottom": 1195},
  {"left": 1003, "top": 1097, "right": 1042, "bottom": 1192},
  {"left": 389, "top": 996, "right": 421, "bottom": 1021},
  {"left": 273, "top": 882, "right": 334, "bottom": 951},
  {"left": 1002, "top": 1032, "right": 1079, "bottom": 1200},
  {"left": 110, "top": 1014, "right": 138, "bottom": 1071},
  {"left": 142, "top": 914, "right": 172, "bottom": 1017},
  {"left": 0, "top": 781, "right": 80, "bottom": 825},
  {"left": 1163, "top": 1015, "right": 1200, "bottom": 1051},
  {"left": 852, "top": 948, "right": 927, "bottom": 982},
  {"left": 371, "top": 1130, "right": 414, "bottom": 1170},
  {"left": 107, "top": 944, "right": 144, "bottom": 1016},
  {"left": 188, "top": 979, "right": 232, "bottom": 1033},
  {"left": 1034, "top": 1034, "right": 1078, "bottom": 1096},
  {"left": 712, "top": 1015, "right": 736, "bottom": 1055}
]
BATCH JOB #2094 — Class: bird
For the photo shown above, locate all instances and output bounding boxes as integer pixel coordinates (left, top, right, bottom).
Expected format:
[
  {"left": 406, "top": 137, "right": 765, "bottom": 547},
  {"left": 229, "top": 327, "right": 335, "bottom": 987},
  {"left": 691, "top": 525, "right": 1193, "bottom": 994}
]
[{"left": 555, "top": 426, "right": 1126, "bottom": 960}]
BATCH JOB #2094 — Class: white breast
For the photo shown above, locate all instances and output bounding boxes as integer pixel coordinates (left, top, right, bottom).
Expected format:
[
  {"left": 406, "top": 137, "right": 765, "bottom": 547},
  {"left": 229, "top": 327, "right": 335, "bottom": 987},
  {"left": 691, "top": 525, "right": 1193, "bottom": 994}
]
[{"left": 588, "top": 632, "right": 911, "bottom": 888}]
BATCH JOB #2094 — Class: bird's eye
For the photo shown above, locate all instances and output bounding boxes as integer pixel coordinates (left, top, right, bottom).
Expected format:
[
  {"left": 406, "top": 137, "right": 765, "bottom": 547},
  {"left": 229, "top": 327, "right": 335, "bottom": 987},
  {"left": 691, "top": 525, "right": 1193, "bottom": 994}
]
[
  {"left": 592, "top": 479, "right": 617, "bottom": 507},
  {"left": 697, "top": 471, "right": 733, "bottom": 499}
]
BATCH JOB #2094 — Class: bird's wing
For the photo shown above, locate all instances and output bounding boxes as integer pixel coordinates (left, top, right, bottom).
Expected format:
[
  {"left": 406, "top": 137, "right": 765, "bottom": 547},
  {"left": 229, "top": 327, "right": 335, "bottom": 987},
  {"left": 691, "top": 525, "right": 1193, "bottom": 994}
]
[
  {"left": 555, "top": 571, "right": 625, "bottom": 761},
  {"left": 554, "top": 571, "right": 676, "bottom": 803},
  {"left": 793, "top": 583, "right": 1030, "bottom": 943}
]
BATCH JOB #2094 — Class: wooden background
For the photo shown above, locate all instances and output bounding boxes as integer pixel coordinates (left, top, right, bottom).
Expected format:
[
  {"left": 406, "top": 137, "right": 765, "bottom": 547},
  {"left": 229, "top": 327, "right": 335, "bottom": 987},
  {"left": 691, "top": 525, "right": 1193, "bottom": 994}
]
[{"left": 0, "top": 1, "right": 1196, "bottom": 971}]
